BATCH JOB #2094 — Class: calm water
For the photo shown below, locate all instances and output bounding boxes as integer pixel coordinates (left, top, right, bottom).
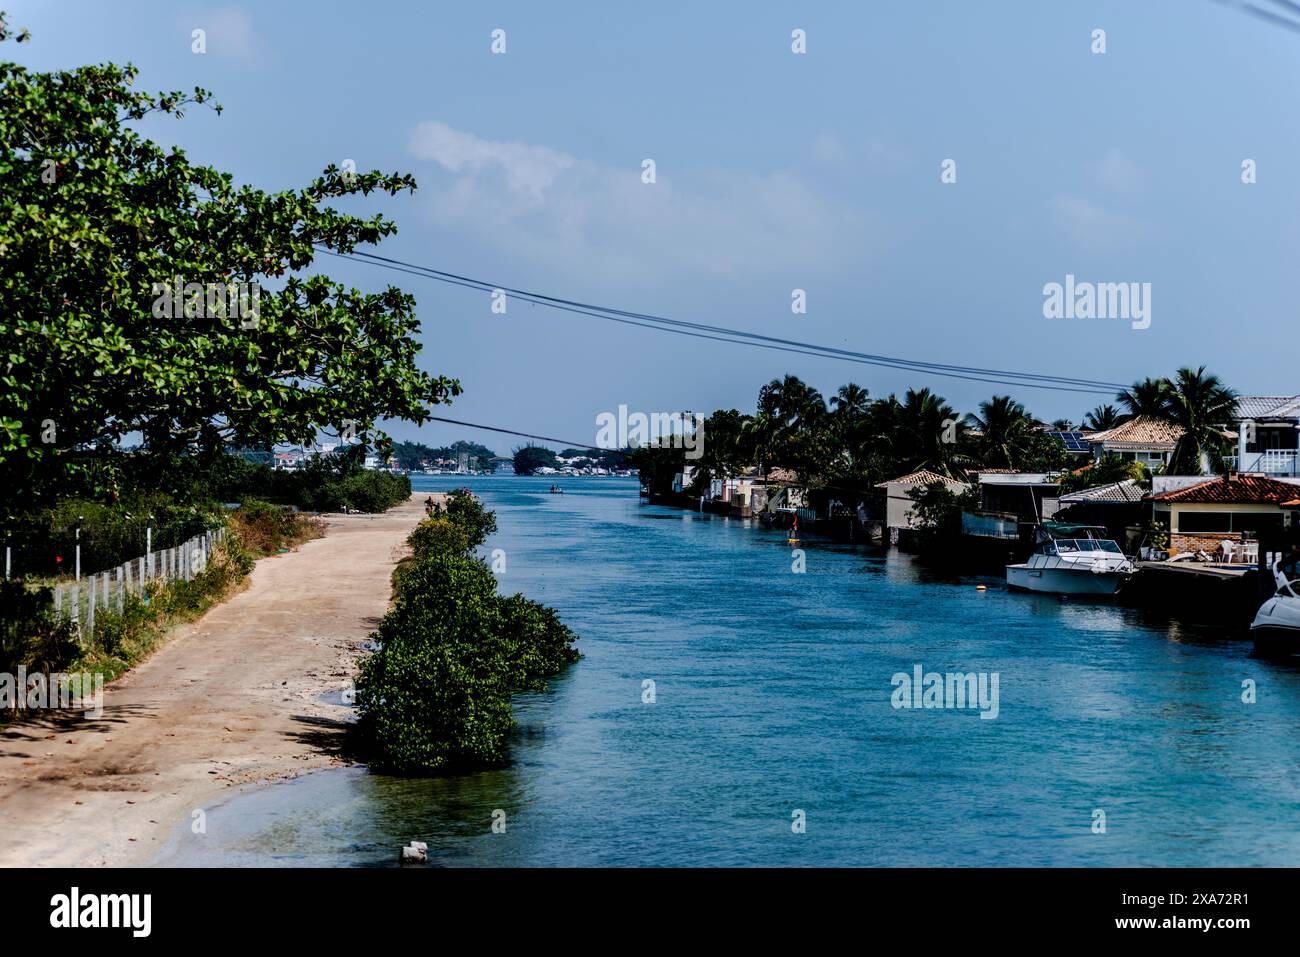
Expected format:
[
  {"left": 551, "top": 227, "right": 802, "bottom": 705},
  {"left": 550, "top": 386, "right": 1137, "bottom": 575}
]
[{"left": 156, "top": 476, "right": 1300, "bottom": 866}]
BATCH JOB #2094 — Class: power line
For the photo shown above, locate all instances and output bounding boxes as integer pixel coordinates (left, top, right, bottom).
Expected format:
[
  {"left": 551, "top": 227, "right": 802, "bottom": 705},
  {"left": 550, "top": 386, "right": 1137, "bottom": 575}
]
[
  {"left": 423, "top": 414, "right": 592, "bottom": 449},
  {"left": 315, "top": 246, "right": 1127, "bottom": 396}
]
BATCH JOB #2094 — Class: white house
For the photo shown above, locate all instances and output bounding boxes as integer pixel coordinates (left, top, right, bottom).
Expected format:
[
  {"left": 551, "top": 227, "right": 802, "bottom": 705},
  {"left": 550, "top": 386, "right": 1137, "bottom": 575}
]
[
  {"left": 875, "top": 469, "right": 969, "bottom": 529},
  {"left": 1087, "top": 415, "right": 1183, "bottom": 468}
]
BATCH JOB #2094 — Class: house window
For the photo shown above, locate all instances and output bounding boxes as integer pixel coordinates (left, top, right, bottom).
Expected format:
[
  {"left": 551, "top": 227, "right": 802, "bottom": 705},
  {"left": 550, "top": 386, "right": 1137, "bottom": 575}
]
[
  {"left": 1177, "top": 511, "right": 1284, "bottom": 534},
  {"left": 1233, "top": 513, "right": 1284, "bottom": 533},
  {"left": 1177, "top": 512, "right": 1231, "bottom": 533}
]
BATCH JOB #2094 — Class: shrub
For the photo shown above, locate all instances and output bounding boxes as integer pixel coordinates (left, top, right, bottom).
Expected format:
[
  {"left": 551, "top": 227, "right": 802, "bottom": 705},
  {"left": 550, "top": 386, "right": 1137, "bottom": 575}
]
[
  {"left": 497, "top": 592, "right": 581, "bottom": 691},
  {"left": 357, "top": 499, "right": 580, "bottom": 776},
  {"left": 357, "top": 554, "right": 517, "bottom": 774},
  {"left": 229, "top": 500, "right": 322, "bottom": 556},
  {"left": 302, "top": 470, "right": 411, "bottom": 514},
  {"left": 5, "top": 497, "right": 219, "bottom": 579},
  {"left": 442, "top": 488, "right": 497, "bottom": 548},
  {"left": 406, "top": 517, "right": 471, "bottom": 561},
  {"left": 0, "top": 581, "right": 78, "bottom": 677}
]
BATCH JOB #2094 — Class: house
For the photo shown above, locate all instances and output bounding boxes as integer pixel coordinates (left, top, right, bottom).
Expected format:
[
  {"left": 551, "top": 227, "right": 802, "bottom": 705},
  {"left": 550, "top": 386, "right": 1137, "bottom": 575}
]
[
  {"left": 875, "top": 469, "right": 969, "bottom": 529},
  {"left": 1147, "top": 474, "right": 1300, "bottom": 555},
  {"left": 960, "top": 472, "right": 1062, "bottom": 540},
  {"left": 1230, "top": 395, "right": 1300, "bottom": 476},
  {"left": 670, "top": 466, "right": 698, "bottom": 494},
  {"left": 974, "top": 471, "right": 1062, "bottom": 521},
  {"left": 757, "top": 468, "right": 807, "bottom": 514},
  {"left": 1054, "top": 479, "right": 1146, "bottom": 545},
  {"left": 1086, "top": 415, "right": 1183, "bottom": 468}
]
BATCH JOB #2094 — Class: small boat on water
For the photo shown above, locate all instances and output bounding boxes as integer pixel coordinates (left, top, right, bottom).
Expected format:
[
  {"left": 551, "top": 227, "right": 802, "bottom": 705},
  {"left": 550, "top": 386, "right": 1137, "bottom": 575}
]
[
  {"left": 1006, "top": 523, "right": 1135, "bottom": 596},
  {"left": 1250, "top": 560, "right": 1300, "bottom": 657},
  {"left": 549, "top": 484, "right": 564, "bottom": 494}
]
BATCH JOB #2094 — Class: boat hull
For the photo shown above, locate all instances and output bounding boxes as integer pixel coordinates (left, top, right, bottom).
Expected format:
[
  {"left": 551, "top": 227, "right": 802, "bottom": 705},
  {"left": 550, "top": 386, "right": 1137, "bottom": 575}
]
[
  {"left": 1251, "top": 624, "right": 1300, "bottom": 657},
  {"left": 1006, "top": 564, "right": 1130, "bottom": 595},
  {"left": 1250, "top": 596, "right": 1300, "bottom": 657}
]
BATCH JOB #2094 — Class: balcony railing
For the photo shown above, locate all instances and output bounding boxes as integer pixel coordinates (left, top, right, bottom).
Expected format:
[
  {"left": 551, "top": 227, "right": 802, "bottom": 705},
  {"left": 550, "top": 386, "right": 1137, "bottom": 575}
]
[{"left": 1226, "top": 450, "right": 1300, "bottom": 476}]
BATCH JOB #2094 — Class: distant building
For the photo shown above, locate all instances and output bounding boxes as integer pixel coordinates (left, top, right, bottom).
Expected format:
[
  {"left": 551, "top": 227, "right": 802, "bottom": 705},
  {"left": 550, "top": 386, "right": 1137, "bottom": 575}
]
[
  {"left": 1086, "top": 415, "right": 1183, "bottom": 468},
  {"left": 875, "top": 469, "right": 969, "bottom": 529},
  {"left": 1148, "top": 474, "right": 1300, "bottom": 555},
  {"left": 1230, "top": 395, "right": 1300, "bottom": 476}
]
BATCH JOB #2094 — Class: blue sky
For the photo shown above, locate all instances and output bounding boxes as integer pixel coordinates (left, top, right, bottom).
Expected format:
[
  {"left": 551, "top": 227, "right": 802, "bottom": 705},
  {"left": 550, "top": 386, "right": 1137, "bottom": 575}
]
[{"left": 10, "top": 0, "right": 1300, "bottom": 452}]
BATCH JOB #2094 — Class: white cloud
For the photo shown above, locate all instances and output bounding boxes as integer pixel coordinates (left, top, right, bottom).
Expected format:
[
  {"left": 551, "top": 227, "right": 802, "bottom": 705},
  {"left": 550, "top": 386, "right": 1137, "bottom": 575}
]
[
  {"left": 406, "top": 121, "right": 868, "bottom": 284},
  {"left": 1092, "top": 149, "right": 1143, "bottom": 194},
  {"left": 1050, "top": 193, "right": 1144, "bottom": 249},
  {"left": 409, "top": 121, "right": 574, "bottom": 200}
]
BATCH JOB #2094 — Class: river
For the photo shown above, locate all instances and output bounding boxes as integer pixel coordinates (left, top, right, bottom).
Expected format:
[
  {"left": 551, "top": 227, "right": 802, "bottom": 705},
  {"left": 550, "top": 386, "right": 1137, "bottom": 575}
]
[{"left": 154, "top": 475, "right": 1300, "bottom": 866}]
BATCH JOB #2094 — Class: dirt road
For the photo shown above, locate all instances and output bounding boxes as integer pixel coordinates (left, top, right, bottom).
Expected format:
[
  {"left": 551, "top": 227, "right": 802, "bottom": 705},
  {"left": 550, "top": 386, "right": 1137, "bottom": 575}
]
[{"left": 0, "top": 494, "right": 429, "bottom": 867}]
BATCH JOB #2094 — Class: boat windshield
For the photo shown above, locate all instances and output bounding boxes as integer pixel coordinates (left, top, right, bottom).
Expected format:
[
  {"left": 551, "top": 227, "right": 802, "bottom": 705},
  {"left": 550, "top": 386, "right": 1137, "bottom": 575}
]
[{"left": 1054, "top": 538, "right": 1122, "bottom": 554}]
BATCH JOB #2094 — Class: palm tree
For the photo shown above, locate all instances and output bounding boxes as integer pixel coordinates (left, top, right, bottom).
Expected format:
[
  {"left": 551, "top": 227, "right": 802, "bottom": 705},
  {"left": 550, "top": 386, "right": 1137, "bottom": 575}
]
[
  {"left": 757, "top": 375, "right": 826, "bottom": 433},
  {"left": 826, "top": 382, "right": 868, "bottom": 416},
  {"left": 740, "top": 411, "right": 778, "bottom": 481},
  {"left": 1051, "top": 418, "right": 1074, "bottom": 432},
  {"left": 830, "top": 382, "right": 871, "bottom": 419},
  {"left": 1160, "top": 366, "right": 1238, "bottom": 475},
  {"left": 1058, "top": 453, "right": 1149, "bottom": 494},
  {"left": 885, "top": 388, "right": 969, "bottom": 478},
  {"left": 1116, "top": 377, "right": 1169, "bottom": 422},
  {"left": 966, "top": 395, "right": 1036, "bottom": 470},
  {"left": 1084, "top": 404, "right": 1120, "bottom": 432}
]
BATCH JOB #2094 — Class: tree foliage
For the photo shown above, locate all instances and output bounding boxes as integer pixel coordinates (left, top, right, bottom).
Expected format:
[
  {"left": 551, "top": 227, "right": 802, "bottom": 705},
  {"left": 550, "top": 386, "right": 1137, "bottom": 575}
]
[
  {"left": 356, "top": 493, "right": 578, "bottom": 775},
  {"left": 0, "top": 27, "right": 459, "bottom": 506},
  {"left": 512, "top": 444, "right": 557, "bottom": 476}
]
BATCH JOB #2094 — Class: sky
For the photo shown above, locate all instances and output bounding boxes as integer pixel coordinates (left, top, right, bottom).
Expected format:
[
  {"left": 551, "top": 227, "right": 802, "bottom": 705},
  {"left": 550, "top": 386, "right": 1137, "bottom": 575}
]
[{"left": 9, "top": 0, "right": 1300, "bottom": 454}]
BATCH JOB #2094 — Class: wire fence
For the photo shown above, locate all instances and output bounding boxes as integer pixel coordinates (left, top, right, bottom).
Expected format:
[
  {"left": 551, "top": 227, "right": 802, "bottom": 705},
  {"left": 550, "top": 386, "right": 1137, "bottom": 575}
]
[{"left": 50, "top": 527, "right": 227, "bottom": 641}]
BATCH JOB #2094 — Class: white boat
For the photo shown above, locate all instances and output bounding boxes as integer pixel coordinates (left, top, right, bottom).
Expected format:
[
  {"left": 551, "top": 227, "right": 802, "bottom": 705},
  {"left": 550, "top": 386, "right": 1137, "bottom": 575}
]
[
  {"left": 1006, "top": 525, "right": 1135, "bottom": 595},
  {"left": 1250, "top": 560, "right": 1300, "bottom": 657}
]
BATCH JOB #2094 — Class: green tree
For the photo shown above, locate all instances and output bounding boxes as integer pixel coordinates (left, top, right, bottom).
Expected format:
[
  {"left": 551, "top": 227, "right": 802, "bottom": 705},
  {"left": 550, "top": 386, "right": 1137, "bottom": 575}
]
[
  {"left": 1057, "top": 453, "right": 1150, "bottom": 494},
  {"left": 687, "top": 408, "right": 748, "bottom": 493},
  {"left": 1161, "top": 366, "right": 1238, "bottom": 475},
  {"left": 442, "top": 488, "right": 498, "bottom": 548},
  {"left": 883, "top": 388, "right": 969, "bottom": 479},
  {"left": 1116, "top": 377, "right": 1169, "bottom": 422},
  {"left": 0, "top": 27, "right": 459, "bottom": 507},
  {"left": 512, "top": 444, "right": 558, "bottom": 476},
  {"left": 1084, "top": 404, "right": 1120, "bottom": 431},
  {"left": 966, "top": 395, "right": 1037, "bottom": 470}
]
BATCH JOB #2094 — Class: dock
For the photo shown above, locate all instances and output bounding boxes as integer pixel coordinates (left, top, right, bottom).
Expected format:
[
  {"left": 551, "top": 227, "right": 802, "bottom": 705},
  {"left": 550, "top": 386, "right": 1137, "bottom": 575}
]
[{"left": 1124, "top": 561, "right": 1263, "bottom": 625}]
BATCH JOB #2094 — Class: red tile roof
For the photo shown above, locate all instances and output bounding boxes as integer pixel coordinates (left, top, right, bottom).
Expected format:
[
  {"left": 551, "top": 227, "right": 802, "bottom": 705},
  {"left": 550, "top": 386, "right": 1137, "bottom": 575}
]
[{"left": 1148, "top": 475, "right": 1300, "bottom": 505}]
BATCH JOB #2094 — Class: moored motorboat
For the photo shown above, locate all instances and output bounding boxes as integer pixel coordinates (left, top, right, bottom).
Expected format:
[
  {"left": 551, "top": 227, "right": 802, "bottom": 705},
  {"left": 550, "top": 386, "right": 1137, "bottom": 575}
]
[
  {"left": 1250, "top": 560, "right": 1300, "bottom": 657},
  {"left": 1006, "top": 523, "right": 1135, "bottom": 596}
]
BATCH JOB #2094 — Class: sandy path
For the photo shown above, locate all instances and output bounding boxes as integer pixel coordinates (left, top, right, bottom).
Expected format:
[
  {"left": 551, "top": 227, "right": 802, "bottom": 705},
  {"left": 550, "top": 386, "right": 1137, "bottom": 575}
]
[{"left": 0, "top": 493, "right": 432, "bottom": 867}]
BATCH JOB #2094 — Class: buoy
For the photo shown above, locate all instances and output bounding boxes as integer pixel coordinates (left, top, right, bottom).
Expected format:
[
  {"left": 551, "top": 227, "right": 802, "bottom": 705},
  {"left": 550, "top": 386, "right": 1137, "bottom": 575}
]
[{"left": 976, "top": 585, "right": 987, "bottom": 591}]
